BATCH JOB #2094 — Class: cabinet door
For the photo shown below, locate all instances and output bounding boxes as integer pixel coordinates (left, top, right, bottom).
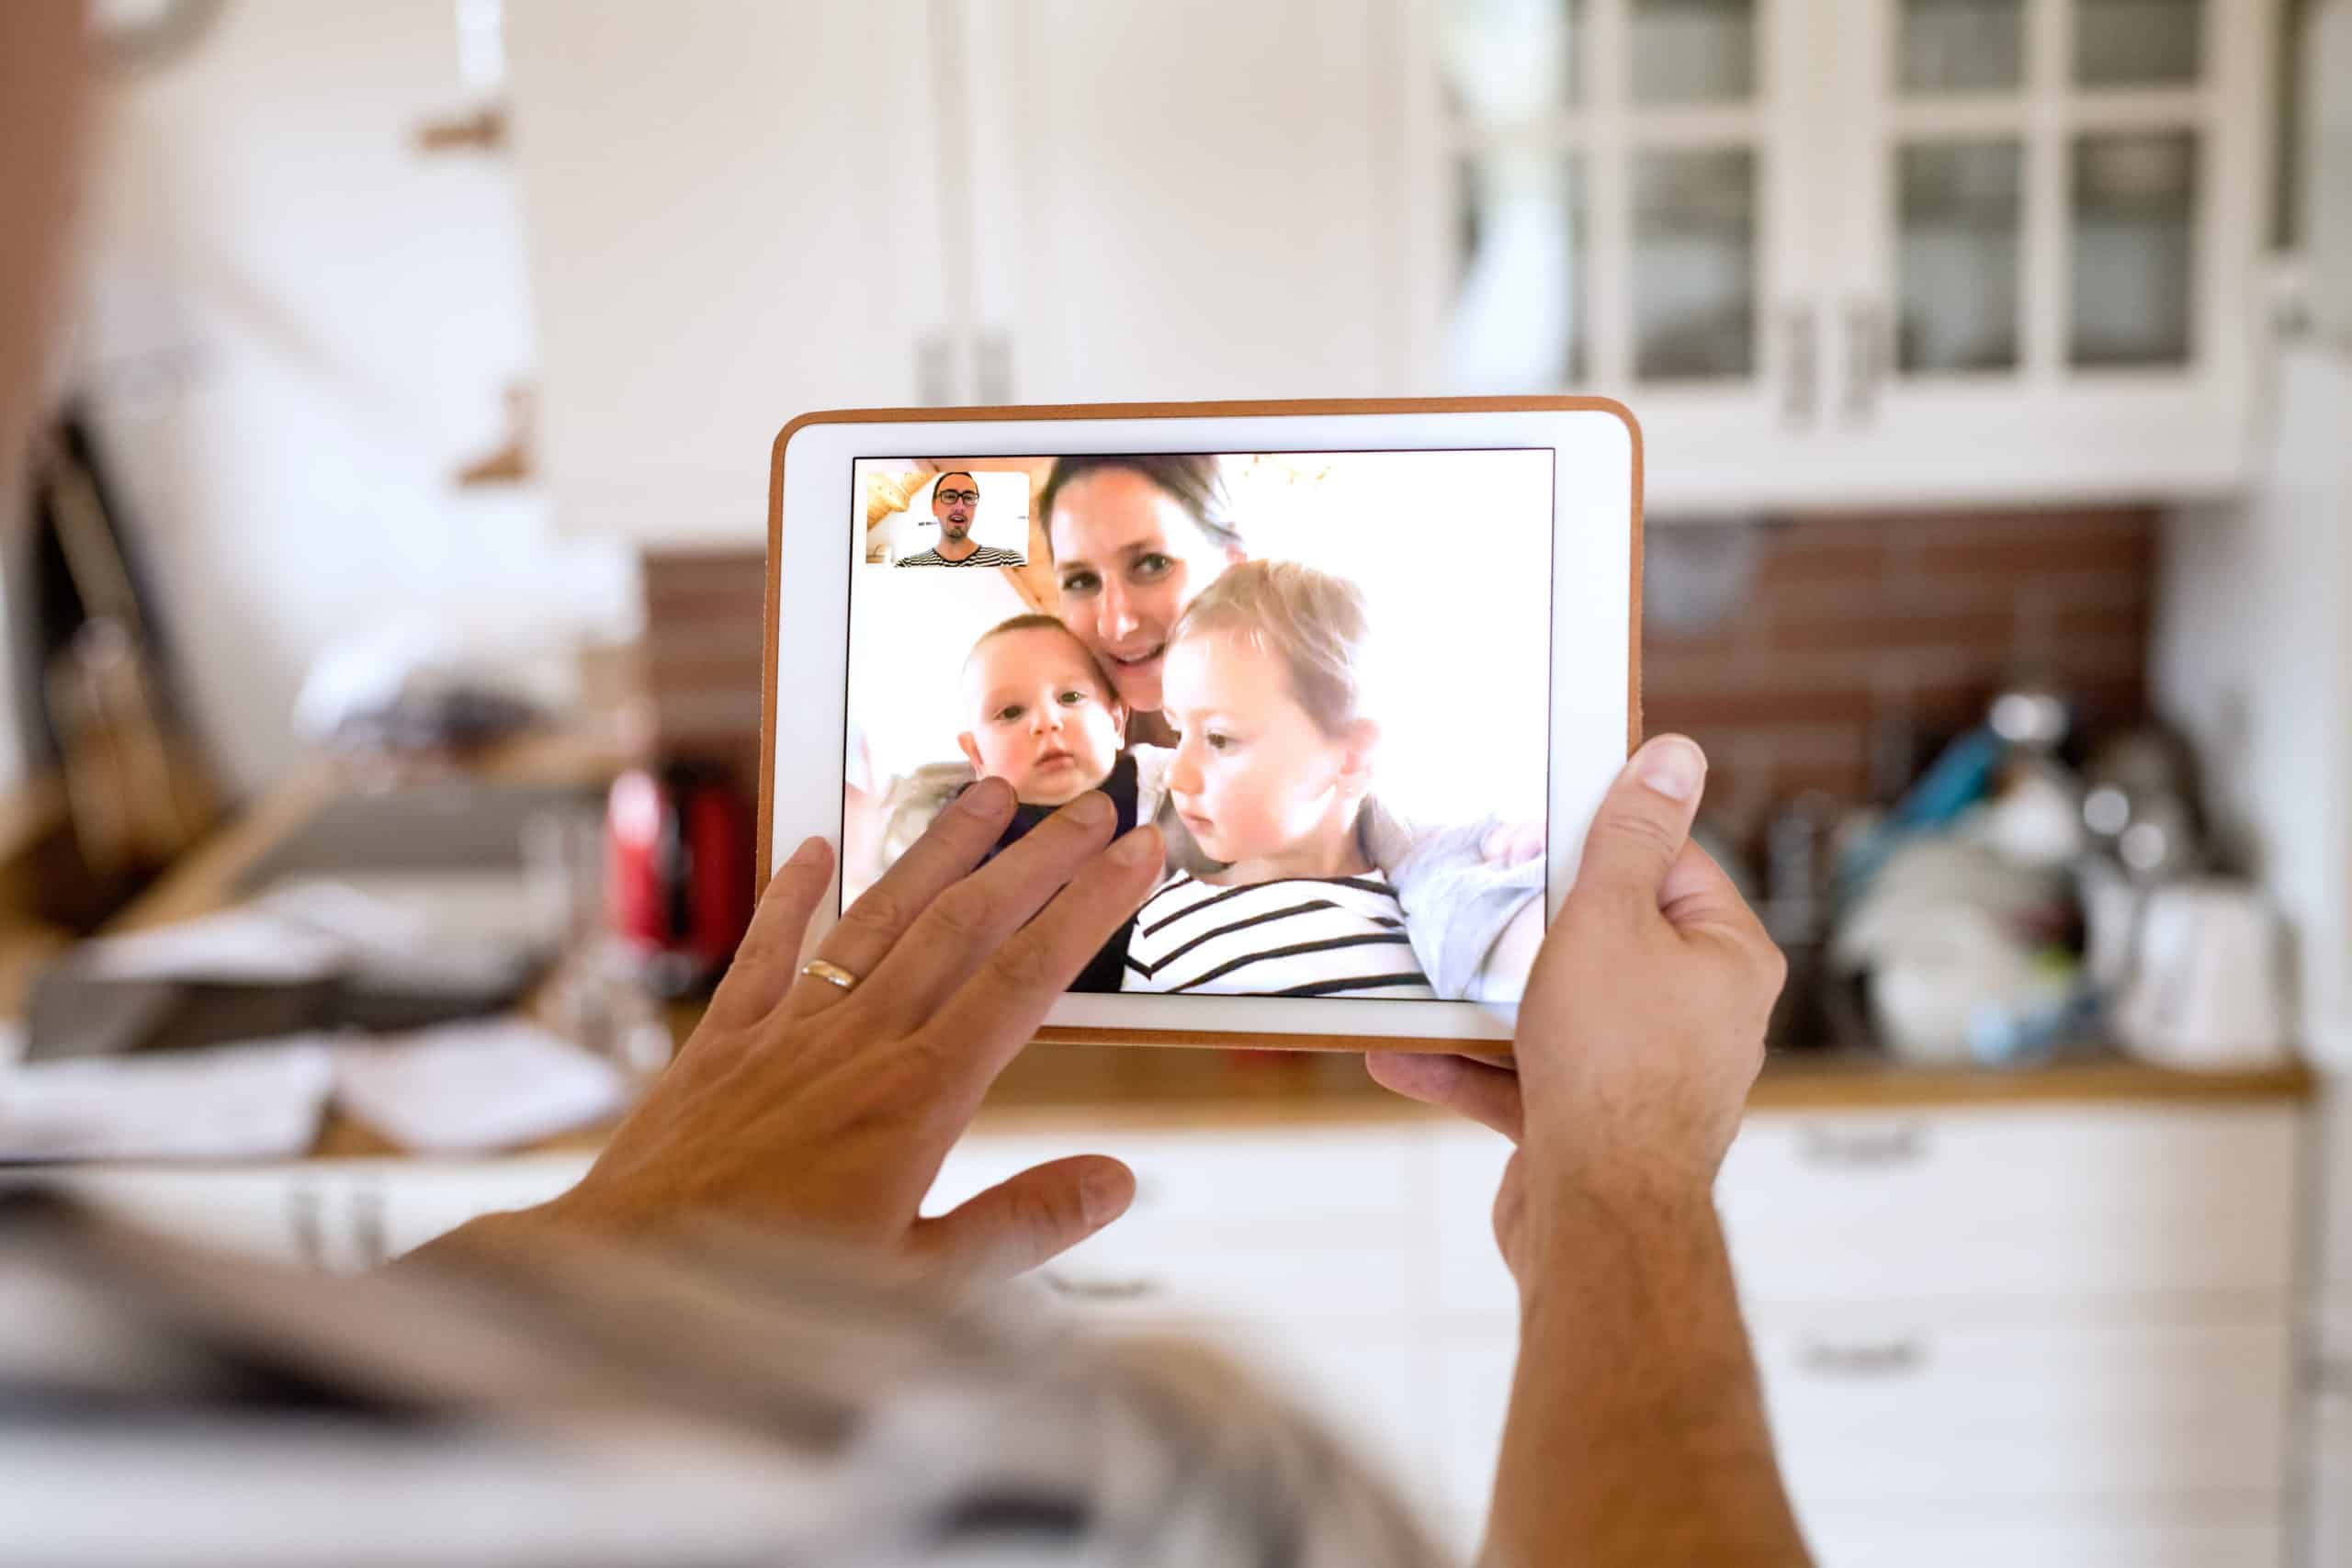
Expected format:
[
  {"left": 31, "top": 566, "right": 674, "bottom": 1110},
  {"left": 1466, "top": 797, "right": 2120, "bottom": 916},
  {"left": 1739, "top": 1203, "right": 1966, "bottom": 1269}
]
[
  {"left": 1401, "top": 0, "right": 1823, "bottom": 512},
  {"left": 1821, "top": 0, "right": 2276, "bottom": 504},
  {"left": 959, "top": 0, "right": 1393, "bottom": 403},
  {"left": 506, "top": 1, "right": 953, "bottom": 545}
]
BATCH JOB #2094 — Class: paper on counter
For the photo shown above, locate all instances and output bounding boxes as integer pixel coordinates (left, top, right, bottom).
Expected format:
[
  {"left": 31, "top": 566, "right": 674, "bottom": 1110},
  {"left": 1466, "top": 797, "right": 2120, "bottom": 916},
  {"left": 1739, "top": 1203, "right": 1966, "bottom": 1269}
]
[
  {"left": 333, "top": 1021, "right": 628, "bottom": 1155},
  {"left": 72, "top": 909, "right": 351, "bottom": 985},
  {"left": 0, "top": 1039, "right": 337, "bottom": 1162}
]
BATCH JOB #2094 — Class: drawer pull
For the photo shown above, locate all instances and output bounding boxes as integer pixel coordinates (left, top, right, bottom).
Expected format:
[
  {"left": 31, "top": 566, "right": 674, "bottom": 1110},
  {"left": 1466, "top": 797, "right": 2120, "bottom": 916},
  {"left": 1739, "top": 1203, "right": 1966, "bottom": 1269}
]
[
  {"left": 1797, "top": 1121, "right": 1928, "bottom": 1167},
  {"left": 1797, "top": 1337, "right": 1928, "bottom": 1378},
  {"left": 1042, "top": 1271, "right": 1163, "bottom": 1303}
]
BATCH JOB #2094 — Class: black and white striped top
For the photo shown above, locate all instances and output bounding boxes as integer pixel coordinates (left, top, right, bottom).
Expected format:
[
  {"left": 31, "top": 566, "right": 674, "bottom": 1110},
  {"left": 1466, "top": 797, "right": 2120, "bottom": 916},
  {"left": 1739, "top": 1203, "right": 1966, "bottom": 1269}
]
[
  {"left": 1122, "top": 873, "right": 1436, "bottom": 998},
  {"left": 895, "top": 545, "right": 1027, "bottom": 568}
]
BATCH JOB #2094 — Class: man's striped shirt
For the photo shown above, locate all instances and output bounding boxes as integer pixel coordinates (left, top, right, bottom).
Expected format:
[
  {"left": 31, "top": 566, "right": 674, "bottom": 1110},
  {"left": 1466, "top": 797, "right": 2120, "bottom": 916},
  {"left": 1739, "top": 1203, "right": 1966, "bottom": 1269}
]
[
  {"left": 895, "top": 546, "right": 1026, "bottom": 568},
  {"left": 1121, "top": 873, "right": 1434, "bottom": 998}
]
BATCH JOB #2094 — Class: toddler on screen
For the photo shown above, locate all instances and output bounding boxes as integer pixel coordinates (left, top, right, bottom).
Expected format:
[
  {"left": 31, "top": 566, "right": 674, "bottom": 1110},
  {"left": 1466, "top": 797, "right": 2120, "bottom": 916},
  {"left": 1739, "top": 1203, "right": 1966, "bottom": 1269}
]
[{"left": 1122, "top": 561, "right": 1434, "bottom": 998}]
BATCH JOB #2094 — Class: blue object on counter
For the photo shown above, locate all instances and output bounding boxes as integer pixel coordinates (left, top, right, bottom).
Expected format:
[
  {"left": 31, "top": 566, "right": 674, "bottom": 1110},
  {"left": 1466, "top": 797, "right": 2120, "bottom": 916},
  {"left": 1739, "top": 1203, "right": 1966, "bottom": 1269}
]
[{"left": 1836, "top": 727, "right": 2007, "bottom": 899}]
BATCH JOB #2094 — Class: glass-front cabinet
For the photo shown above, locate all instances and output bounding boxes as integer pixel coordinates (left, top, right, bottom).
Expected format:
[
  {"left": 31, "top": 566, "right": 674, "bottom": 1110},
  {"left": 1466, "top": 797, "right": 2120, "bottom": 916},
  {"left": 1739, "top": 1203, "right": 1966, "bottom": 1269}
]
[
  {"left": 1404, "top": 0, "right": 2278, "bottom": 510},
  {"left": 1412, "top": 0, "right": 1820, "bottom": 510}
]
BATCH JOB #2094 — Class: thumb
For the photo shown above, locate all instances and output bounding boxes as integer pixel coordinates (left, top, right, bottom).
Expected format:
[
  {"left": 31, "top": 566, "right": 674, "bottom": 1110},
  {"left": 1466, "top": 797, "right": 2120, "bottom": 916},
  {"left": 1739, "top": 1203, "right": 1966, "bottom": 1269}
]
[
  {"left": 1571, "top": 735, "right": 1709, "bottom": 912},
  {"left": 910, "top": 1155, "right": 1136, "bottom": 1280}
]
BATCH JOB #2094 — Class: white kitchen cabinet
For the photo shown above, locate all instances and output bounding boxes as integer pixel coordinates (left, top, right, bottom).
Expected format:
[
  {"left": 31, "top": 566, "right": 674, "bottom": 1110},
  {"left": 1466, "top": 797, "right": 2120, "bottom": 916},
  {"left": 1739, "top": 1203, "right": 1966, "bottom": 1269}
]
[
  {"left": 505, "top": 0, "right": 2280, "bottom": 544},
  {"left": 1799, "top": 1510, "right": 2286, "bottom": 1568},
  {"left": 504, "top": 0, "right": 954, "bottom": 547},
  {"left": 1429, "top": 1101, "right": 2307, "bottom": 1563},
  {"left": 505, "top": 0, "right": 1398, "bottom": 547},
  {"left": 25, "top": 1156, "right": 594, "bottom": 1273},
  {"left": 958, "top": 0, "right": 1396, "bottom": 404},
  {"left": 1401, "top": 0, "right": 2278, "bottom": 510},
  {"left": 40, "top": 1093, "right": 2310, "bottom": 1564},
  {"left": 1402, "top": 0, "right": 1831, "bottom": 508}
]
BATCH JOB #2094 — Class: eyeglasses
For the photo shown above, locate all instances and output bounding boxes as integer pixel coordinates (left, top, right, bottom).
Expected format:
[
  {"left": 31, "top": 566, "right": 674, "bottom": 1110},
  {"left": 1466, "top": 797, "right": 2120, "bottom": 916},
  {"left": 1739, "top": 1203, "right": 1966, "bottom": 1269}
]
[{"left": 935, "top": 489, "right": 980, "bottom": 506}]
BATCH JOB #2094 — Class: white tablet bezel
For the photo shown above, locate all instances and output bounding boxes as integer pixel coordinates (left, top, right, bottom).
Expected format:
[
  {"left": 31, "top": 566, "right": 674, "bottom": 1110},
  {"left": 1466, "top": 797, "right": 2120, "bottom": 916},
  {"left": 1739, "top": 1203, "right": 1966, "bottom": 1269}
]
[{"left": 762, "top": 399, "right": 1640, "bottom": 1051}]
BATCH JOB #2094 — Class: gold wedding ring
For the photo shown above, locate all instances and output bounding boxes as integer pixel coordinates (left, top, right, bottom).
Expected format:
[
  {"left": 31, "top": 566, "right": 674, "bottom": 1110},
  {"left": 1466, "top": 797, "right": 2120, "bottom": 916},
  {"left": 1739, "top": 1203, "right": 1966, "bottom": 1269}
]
[{"left": 799, "top": 958, "right": 861, "bottom": 993}]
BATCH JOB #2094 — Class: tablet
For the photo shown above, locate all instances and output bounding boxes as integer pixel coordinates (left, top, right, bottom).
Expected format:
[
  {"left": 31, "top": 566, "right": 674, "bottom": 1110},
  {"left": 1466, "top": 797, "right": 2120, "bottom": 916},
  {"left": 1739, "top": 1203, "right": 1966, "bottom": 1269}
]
[{"left": 762, "top": 399, "right": 1640, "bottom": 1052}]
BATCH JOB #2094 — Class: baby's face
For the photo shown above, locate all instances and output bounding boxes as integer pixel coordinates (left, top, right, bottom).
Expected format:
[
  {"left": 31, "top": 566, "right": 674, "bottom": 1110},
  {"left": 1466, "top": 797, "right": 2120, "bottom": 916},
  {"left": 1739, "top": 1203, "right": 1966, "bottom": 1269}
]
[
  {"left": 1161, "top": 631, "right": 1355, "bottom": 866},
  {"left": 960, "top": 626, "right": 1125, "bottom": 807}
]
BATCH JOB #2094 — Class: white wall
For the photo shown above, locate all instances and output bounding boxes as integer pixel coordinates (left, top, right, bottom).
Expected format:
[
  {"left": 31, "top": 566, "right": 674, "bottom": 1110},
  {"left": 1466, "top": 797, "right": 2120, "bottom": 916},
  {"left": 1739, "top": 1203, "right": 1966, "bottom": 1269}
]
[
  {"left": 63, "top": 0, "right": 637, "bottom": 794},
  {"left": 2150, "top": 347, "right": 2352, "bottom": 1066}
]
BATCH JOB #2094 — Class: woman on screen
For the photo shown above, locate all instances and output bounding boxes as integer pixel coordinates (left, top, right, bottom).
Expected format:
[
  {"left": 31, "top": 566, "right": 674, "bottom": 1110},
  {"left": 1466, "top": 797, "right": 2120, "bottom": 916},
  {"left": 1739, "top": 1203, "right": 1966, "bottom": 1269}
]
[{"left": 1039, "top": 455, "right": 1541, "bottom": 1003}]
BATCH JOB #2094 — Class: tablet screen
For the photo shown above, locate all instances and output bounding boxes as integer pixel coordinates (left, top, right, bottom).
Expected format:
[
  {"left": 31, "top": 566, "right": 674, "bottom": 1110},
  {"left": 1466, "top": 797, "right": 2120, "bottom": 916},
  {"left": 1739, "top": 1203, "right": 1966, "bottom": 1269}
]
[{"left": 843, "top": 450, "right": 1555, "bottom": 1006}]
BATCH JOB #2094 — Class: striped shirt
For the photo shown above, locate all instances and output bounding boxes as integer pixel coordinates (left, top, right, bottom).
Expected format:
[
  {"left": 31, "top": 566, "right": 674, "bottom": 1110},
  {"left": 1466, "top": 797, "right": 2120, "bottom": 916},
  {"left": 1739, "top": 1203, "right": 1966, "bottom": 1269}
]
[
  {"left": 1122, "top": 873, "right": 1436, "bottom": 998},
  {"left": 895, "top": 545, "right": 1026, "bottom": 568}
]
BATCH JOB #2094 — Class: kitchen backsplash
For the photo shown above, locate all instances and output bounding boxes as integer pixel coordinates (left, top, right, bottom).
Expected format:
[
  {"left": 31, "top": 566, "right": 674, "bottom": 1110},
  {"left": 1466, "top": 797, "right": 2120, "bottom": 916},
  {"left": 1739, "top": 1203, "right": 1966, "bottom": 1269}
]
[
  {"left": 1641, "top": 508, "right": 2154, "bottom": 843},
  {"left": 640, "top": 506, "right": 2155, "bottom": 847}
]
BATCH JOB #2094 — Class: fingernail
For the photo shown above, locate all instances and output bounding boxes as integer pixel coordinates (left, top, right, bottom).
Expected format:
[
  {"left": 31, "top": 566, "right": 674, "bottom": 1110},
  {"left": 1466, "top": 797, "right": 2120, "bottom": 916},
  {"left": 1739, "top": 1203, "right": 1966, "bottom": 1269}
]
[
  {"left": 1080, "top": 1164, "right": 1131, "bottom": 1228},
  {"left": 1110, "top": 824, "right": 1159, "bottom": 866},
  {"left": 1069, "top": 791, "right": 1114, "bottom": 829},
  {"left": 1635, "top": 736, "right": 1706, "bottom": 801}
]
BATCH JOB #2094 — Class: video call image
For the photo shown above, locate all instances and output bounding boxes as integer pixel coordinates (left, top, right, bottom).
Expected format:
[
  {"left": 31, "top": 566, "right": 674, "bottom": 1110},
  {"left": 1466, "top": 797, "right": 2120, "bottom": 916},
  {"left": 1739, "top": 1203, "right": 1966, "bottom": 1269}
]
[{"left": 844, "top": 450, "right": 1556, "bottom": 1005}]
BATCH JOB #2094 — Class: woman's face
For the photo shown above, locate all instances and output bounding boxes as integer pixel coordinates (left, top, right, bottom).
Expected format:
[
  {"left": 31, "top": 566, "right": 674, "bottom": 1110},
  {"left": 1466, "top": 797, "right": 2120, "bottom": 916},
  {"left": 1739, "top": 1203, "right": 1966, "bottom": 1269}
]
[{"left": 1048, "top": 468, "right": 1240, "bottom": 714}]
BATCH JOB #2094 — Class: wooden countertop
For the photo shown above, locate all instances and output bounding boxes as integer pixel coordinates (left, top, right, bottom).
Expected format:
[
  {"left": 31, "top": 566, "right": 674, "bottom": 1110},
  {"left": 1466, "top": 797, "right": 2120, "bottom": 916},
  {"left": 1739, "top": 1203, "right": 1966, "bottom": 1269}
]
[
  {"left": 952, "top": 1037, "right": 2312, "bottom": 1134},
  {"left": 85, "top": 733, "right": 2319, "bottom": 1160}
]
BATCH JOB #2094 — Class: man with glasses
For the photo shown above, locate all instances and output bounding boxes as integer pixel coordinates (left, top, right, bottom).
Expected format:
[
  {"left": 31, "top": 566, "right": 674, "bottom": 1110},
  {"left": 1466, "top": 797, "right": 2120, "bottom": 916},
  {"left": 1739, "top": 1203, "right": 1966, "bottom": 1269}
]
[{"left": 897, "top": 471, "right": 1026, "bottom": 568}]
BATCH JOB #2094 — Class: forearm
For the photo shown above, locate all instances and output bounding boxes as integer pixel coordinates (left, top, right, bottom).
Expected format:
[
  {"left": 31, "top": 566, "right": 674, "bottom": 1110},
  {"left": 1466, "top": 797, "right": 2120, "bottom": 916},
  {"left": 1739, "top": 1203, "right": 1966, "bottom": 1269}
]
[{"left": 1484, "top": 1179, "right": 1811, "bottom": 1568}]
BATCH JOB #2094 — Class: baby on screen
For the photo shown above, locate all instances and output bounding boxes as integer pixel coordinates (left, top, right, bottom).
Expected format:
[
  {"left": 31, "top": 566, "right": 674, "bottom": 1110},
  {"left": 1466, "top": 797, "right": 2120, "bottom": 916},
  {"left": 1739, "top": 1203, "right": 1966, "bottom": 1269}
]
[
  {"left": 1122, "top": 561, "right": 1433, "bottom": 998},
  {"left": 957, "top": 614, "right": 1167, "bottom": 990},
  {"left": 959, "top": 614, "right": 1141, "bottom": 833}
]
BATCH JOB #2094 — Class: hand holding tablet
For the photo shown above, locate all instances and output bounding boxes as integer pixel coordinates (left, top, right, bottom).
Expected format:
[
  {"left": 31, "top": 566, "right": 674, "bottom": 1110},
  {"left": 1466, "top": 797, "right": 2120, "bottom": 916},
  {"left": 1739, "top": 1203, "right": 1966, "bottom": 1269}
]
[{"left": 763, "top": 399, "right": 1642, "bottom": 1052}]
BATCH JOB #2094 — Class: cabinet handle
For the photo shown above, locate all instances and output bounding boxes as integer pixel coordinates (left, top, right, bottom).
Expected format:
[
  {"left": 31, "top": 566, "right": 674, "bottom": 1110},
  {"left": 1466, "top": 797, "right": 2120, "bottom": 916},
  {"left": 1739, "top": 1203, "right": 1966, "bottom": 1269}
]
[
  {"left": 1781, "top": 302, "right": 1817, "bottom": 427},
  {"left": 288, "top": 1182, "right": 328, "bottom": 1273},
  {"left": 916, "top": 332, "right": 954, "bottom": 407},
  {"left": 1797, "top": 1119, "right": 1928, "bottom": 1166},
  {"left": 975, "top": 332, "right": 1013, "bottom": 406},
  {"left": 1798, "top": 1335, "right": 1928, "bottom": 1378},
  {"left": 1042, "top": 1270, "right": 1162, "bottom": 1303},
  {"left": 350, "top": 1183, "right": 389, "bottom": 1270},
  {"left": 1843, "top": 299, "right": 1888, "bottom": 426}
]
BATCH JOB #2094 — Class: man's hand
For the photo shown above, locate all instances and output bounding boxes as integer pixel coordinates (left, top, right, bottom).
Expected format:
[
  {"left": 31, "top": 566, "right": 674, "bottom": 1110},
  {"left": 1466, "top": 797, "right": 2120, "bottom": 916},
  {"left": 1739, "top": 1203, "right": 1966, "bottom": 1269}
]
[
  {"left": 1367, "top": 735, "right": 1809, "bottom": 1568},
  {"left": 455, "top": 778, "right": 1161, "bottom": 1280},
  {"left": 1371, "top": 733, "right": 1781, "bottom": 1288}
]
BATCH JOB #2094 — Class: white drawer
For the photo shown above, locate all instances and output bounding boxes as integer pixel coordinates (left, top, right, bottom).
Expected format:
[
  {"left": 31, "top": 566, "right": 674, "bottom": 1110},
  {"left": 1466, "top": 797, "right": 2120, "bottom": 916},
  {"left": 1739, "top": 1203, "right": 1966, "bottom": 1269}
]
[
  {"left": 2309, "top": 1386, "right": 2352, "bottom": 1568},
  {"left": 1431, "top": 1125, "right": 1517, "bottom": 1315},
  {"left": 34, "top": 1166, "right": 319, "bottom": 1268},
  {"left": 943, "top": 1124, "right": 1431, "bottom": 1323},
  {"left": 1033, "top": 1223, "right": 1419, "bottom": 1325},
  {"left": 39, "top": 1157, "right": 596, "bottom": 1272},
  {"left": 1429, "top": 1312, "right": 2293, "bottom": 1527},
  {"left": 363, "top": 1156, "right": 594, "bottom": 1262},
  {"left": 1756, "top": 1312, "right": 2292, "bottom": 1506},
  {"left": 1441, "top": 1105, "right": 2304, "bottom": 1315},
  {"left": 941, "top": 1123, "right": 1431, "bottom": 1241},
  {"left": 1719, "top": 1105, "right": 2301, "bottom": 1307},
  {"left": 1800, "top": 1509, "right": 2284, "bottom": 1568},
  {"left": 1431, "top": 1333, "right": 1515, "bottom": 1523}
]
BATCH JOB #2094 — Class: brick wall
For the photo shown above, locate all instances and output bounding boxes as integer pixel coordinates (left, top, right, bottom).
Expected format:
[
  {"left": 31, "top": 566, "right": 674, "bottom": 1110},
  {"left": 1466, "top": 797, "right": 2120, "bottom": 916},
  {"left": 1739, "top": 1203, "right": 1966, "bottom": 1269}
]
[
  {"left": 641, "top": 506, "right": 2157, "bottom": 846},
  {"left": 1645, "top": 508, "right": 2155, "bottom": 845}
]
